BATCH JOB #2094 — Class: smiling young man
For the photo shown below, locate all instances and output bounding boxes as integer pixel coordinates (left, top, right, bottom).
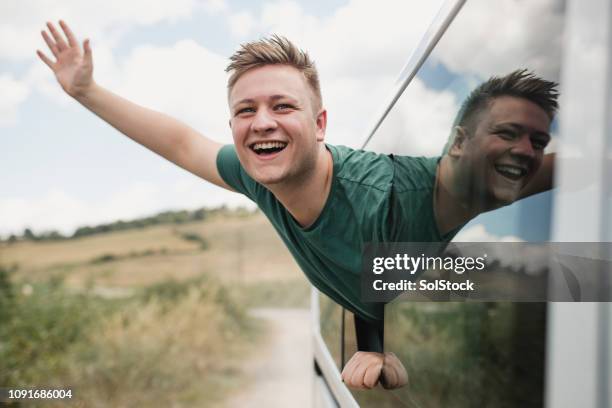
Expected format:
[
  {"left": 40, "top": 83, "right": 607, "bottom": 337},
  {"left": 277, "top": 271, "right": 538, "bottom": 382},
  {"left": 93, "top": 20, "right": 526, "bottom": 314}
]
[
  {"left": 38, "top": 21, "right": 557, "bottom": 391},
  {"left": 224, "top": 59, "right": 332, "bottom": 228}
]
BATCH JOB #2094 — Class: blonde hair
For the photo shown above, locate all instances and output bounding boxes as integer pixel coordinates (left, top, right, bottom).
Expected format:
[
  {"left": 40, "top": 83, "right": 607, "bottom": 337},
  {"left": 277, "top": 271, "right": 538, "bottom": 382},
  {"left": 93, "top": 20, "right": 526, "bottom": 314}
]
[{"left": 226, "top": 35, "right": 322, "bottom": 111}]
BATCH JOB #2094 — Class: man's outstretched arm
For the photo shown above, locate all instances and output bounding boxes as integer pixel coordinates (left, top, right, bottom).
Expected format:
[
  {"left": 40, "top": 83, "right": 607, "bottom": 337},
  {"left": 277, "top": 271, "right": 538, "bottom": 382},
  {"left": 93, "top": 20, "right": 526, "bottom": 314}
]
[{"left": 37, "top": 20, "right": 231, "bottom": 190}]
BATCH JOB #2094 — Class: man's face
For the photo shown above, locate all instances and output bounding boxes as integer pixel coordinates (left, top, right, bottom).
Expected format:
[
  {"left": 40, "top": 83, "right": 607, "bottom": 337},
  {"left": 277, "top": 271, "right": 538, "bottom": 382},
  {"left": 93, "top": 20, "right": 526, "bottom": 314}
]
[
  {"left": 228, "top": 64, "right": 326, "bottom": 186},
  {"left": 453, "top": 96, "right": 551, "bottom": 208}
]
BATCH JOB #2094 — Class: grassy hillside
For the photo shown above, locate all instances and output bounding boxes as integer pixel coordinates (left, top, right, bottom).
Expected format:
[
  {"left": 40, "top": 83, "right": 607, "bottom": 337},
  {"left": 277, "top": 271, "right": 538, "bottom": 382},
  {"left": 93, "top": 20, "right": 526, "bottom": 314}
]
[
  {"left": 0, "top": 211, "right": 310, "bottom": 407},
  {"left": 2, "top": 211, "right": 305, "bottom": 288}
]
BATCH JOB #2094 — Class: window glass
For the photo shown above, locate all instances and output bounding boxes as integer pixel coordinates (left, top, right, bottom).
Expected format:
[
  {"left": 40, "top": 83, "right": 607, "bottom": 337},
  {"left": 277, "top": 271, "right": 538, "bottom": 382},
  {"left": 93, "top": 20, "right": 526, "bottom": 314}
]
[{"left": 355, "top": 0, "right": 565, "bottom": 406}]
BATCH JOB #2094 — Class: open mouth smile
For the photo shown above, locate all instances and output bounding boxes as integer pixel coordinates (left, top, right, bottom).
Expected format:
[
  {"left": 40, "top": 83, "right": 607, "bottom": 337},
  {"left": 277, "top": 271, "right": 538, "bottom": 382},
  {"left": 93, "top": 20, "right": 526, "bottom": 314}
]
[
  {"left": 495, "top": 164, "right": 529, "bottom": 181},
  {"left": 249, "top": 141, "right": 288, "bottom": 157}
]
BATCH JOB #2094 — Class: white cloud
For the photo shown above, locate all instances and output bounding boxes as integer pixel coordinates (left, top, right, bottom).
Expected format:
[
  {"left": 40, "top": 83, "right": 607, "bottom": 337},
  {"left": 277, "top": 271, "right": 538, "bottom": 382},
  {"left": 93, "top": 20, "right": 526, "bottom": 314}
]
[
  {"left": 0, "top": 74, "right": 30, "bottom": 126},
  {"left": 433, "top": 0, "right": 564, "bottom": 81},
  {"left": 311, "top": 0, "right": 445, "bottom": 79},
  {"left": 229, "top": 11, "right": 257, "bottom": 38},
  {"left": 0, "top": 0, "right": 225, "bottom": 61},
  {"left": 2, "top": 0, "right": 232, "bottom": 128},
  {"left": 24, "top": 60, "right": 74, "bottom": 108},
  {"left": 367, "top": 77, "right": 458, "bottom": 156},
  {"left": 30, "top": 37, "right": 233, "bottom": 140},
  {"left": 202, "top": 0, "right": 228, "bottom": 15},
  {"left": 244, "top": 0, "right": 444, "bottom": 79},
  {"left": 0, "top": 179, "right": 253, "bottom": 237},
  {"left": 114, "top": 39, "right": 232, "bottom": 142},
  {"left": 28, "top": 39, "right": 234, "bottom": 146},
  {"left": 322, "top": 74, "right": 398, "bottom": 146},
  {"left": 259, "top": 1, "right": 319, "bottom": 40},
  {"left": 0, "top": 190, "right": 85, "bottom": 236},
  {"left": 453, "top": 224, "right": 523, "bottom": 243}
]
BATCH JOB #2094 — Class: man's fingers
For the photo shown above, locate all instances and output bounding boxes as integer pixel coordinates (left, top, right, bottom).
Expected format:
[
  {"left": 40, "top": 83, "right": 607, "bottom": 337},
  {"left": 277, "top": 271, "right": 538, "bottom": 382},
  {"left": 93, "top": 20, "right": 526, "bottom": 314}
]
[
  {"left": 349, "top": 361, "right": 369, "bottom": 389},
  {"left": 382, "top": 352, "right": 399, "bottom": 386},
  {"left": 59, "top": 20, "right": 78, "bottom": 47},
  {"left": 363, "top": 363, "right": 382, "bottom": 389},
  {"left": 342, "top": 360, "right": 359, "bottom": 386},
  {"left": 341, "top": 352, "right": 362, "bottom": 384},
  {"left": 36, "top": 50, "right": 54, "bottom": 69},
  {"left": 83, "top": 39, "right": 92, "bottom": 63},
  {"left": 381, "top": 352, "right": 409, "bottom": 390},
  {"left": 46, "top": 21, "right": 68, "bottom": 51},
  {"left": 41, "top": 30, "right": 59, "bottom": 58},
  {"left": 343, "top": 354, "right": 367, "bottom": 389},
  {"left": 381, "top": 366, "right": 398, "bottom": 388},
  {"left": 342, "top": 351, "right": 386, "bottom": 389}
]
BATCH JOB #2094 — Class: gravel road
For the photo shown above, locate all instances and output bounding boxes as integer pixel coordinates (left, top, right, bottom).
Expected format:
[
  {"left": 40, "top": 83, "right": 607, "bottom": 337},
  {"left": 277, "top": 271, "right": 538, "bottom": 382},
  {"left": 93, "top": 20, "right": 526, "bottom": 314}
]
[{"left": 224, "top": 308, "right": 312, "bottom": 408}]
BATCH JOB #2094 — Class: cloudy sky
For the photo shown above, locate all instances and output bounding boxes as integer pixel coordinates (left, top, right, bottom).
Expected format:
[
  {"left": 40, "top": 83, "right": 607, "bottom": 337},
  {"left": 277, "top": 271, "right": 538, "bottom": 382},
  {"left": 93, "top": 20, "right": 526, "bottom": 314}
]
[
  {"left": 1, "top": 0, "right": 565, "bottom": 239},
  {"left": 1, "top": 0, "right": 450, "bottom": 237}
]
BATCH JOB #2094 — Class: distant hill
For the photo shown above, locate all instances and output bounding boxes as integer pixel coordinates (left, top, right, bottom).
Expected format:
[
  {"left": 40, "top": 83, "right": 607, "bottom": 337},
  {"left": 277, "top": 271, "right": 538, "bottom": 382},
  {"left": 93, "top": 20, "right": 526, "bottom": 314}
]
[
  {"left": 1, "top": 210, "right": 305, "bottom": 294},
  {"left": 3, "top": 206, "right": 255, "bottom": 243}
]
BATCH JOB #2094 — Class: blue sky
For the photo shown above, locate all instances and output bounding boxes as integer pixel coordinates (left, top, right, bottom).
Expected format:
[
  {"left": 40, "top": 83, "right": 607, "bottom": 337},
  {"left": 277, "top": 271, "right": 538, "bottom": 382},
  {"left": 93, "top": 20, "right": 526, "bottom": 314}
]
[{"left": 1, "top": 0, "right": 564, "bottom": 241}]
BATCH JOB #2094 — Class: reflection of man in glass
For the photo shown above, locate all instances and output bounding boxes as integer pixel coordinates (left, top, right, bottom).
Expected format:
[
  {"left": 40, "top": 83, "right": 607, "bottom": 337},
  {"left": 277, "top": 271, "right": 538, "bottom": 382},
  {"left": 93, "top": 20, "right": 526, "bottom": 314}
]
[
  {"left": 435, "top": 69, "right": 557, "bottom": 235},
  {"left": 341, "top": 70, "right": 558, "bottom": 390}
]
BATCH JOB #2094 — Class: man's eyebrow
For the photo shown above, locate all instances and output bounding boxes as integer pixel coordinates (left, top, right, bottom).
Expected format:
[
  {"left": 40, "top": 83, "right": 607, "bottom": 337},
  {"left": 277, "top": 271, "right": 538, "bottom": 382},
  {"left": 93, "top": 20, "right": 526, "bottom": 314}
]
[
  {"left": 493, "top": 123, "right": 551, "bottom": 139},
  {"left": 270, "top": 94, "right": 296, "bottom": 101},
  {"left": 232, "top": 95, "right": 298, "bottom": 110}
]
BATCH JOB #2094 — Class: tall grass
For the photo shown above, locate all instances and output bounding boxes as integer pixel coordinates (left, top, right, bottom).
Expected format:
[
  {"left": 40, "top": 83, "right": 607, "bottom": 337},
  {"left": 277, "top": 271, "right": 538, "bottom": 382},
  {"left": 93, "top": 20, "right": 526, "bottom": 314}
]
[
  {"left": 0, "top": 266, "right": 102, "bottom": 388},
  {"left": 0, "top": 266, "right": 261, "bottom": 407}
]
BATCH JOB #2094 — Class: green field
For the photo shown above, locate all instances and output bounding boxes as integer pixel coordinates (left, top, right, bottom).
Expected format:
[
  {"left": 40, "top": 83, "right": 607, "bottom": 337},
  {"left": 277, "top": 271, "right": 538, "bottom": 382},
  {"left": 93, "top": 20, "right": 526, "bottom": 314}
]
[{"left": 0, "top": 210, "right": 310, "bottom": 407}]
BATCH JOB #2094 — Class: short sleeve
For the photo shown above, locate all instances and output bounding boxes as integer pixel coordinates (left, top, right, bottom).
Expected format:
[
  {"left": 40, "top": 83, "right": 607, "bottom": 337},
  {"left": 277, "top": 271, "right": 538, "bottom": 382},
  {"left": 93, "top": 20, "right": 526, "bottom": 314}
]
[{"left": 216, "top": 145, "right": 257, "bottom": 200}]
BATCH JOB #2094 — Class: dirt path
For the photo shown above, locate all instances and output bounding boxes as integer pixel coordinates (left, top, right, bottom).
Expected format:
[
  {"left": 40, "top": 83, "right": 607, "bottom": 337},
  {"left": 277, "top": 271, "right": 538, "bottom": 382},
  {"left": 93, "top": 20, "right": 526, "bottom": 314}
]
[{"left": 224, "top": 308, "right": 312, "bottom": 408}]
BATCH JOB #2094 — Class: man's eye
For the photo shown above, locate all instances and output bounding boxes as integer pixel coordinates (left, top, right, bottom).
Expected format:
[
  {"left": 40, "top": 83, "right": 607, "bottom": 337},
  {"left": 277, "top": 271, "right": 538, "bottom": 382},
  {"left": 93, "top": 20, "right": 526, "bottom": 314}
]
[
  {"left": 497, "top": 130, "right": 517, "bottom": 140},
  {"left": 236, "top": 107, "right": 255, "bottom": 115},
  {"left": 532, "top": 139, "right": 549, "bottom": 150},
  {"left": 274, "top": 104, "right": 293, "bottom": 111}
]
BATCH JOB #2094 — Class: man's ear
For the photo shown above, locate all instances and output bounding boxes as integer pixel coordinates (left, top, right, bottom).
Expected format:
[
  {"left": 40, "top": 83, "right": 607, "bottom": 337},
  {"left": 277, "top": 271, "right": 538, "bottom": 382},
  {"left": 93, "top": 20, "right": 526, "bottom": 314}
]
[
  {"left": 449, "top": 126, "right": 467, "bottom": 158},
  {"left": 228, "top": 119, "right": 232, "bottom": 129},
  {"left": 315, "top": 109, "right": 327, "bottom": 142}
]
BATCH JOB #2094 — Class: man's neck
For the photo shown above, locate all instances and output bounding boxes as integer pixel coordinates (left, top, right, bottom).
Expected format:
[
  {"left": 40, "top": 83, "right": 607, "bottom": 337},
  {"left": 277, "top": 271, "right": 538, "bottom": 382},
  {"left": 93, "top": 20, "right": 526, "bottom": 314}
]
[
  {"left": 435, "top": 155, "right": 480, "bottom": 236},
  {"left": 267, "top": 145, "right": 334, "bottom": 228}
]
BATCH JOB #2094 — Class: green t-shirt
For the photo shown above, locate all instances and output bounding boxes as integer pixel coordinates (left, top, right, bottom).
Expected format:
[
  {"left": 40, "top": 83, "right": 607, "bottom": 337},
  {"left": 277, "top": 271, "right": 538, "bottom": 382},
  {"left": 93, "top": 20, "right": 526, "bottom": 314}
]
[{"left": 216, "top": 144, "right": 450, "bottom": 321}]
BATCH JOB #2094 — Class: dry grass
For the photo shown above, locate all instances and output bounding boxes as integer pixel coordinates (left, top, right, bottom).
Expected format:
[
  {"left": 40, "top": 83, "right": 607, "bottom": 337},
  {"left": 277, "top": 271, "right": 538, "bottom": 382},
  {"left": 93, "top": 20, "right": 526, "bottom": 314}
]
[
  {"left": 0, "top": 211, "right": 310, "bottom": 407},
  {"left": 61, "top": 283, "right": 261, "bottom": 408},
  {"left": 1, "top": 212, "right": 303, "bottom": 289},
  {"left": 1, "top": 224, "right": 198, "bottom": 271},
  {"left": 6, "top": 278, "right": 262, "bottom": 408}
]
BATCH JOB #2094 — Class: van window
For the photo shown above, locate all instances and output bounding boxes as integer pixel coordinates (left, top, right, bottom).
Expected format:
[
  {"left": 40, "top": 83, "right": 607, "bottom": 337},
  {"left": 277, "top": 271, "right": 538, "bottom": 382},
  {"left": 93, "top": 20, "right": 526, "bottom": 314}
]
[{"left": 357, "top": 0, "right": 565, "bottom": 406}]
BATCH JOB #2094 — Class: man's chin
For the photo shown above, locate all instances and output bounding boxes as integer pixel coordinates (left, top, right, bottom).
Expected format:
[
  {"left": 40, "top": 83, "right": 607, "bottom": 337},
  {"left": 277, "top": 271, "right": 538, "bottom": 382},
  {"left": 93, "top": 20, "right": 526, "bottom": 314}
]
[
  {"left": 250, "top": 170, "right": 287, "bottom": 186},
  {"left": 490, "top": 189, "right": 522, "bottom": 208}
]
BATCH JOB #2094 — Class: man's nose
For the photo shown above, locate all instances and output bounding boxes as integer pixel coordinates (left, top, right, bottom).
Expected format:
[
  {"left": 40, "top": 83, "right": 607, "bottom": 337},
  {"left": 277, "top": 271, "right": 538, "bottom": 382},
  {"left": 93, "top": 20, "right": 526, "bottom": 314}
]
[
  {"left": 510, "top": 135, "right": 536, "bottom": 159},
  {"left": 251, "top": 109, "right": 277, "bottom": 133}
]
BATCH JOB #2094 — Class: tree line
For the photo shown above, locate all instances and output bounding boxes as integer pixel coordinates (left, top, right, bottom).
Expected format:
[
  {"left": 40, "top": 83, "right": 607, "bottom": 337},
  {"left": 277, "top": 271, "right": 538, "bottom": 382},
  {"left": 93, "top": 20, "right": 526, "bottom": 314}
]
[{"left": 3, "top": 206, "right": 252, "bottom": 243}]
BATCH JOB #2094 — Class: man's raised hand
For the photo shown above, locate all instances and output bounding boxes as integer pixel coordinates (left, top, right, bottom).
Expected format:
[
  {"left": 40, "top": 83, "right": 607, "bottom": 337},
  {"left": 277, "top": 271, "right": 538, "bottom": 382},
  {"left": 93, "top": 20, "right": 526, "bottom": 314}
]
[
  {"left": 37, "top": 20, "right": 93, "bottom": 98},
  {"left": 34, "top": 20, "right": 229, "bottom": 190}
]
